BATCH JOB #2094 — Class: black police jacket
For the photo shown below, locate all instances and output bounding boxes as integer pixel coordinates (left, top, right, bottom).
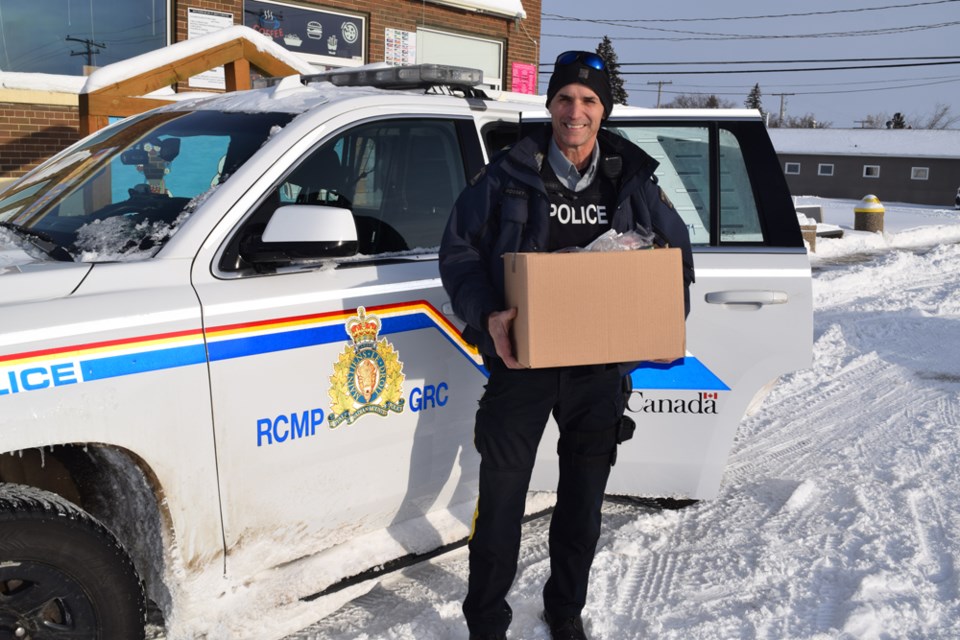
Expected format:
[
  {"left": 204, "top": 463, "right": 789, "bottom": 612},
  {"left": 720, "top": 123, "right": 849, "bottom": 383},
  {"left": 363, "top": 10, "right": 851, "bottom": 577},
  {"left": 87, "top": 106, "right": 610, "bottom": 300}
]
[{"left": 439, "top": 126, "right": 695, "bottom": 364}]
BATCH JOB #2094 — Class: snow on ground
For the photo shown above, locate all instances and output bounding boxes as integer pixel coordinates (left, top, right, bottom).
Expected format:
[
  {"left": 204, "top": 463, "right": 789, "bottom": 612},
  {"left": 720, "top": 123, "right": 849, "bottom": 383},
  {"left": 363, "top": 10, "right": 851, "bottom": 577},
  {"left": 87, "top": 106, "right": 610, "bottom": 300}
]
[
  {"left": 257, "top": 197, "right": 960, "bottom": 640},
  {"left": 145, "top": 197, "right": 960, "bottom": 640}
]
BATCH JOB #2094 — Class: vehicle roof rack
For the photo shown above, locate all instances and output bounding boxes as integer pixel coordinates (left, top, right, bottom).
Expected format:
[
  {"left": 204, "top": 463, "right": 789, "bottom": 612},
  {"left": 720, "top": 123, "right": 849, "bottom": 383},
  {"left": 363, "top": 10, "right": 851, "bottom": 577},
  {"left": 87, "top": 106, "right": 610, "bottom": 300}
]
[{"left": 253, "top": 63, "right": 487, "bottom": 97}]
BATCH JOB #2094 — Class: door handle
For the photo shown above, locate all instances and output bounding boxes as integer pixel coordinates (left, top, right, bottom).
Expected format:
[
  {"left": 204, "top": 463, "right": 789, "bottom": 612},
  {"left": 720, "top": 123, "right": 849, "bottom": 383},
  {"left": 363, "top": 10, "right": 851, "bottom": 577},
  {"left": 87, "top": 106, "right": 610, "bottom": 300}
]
[{"left": 705, "top": 290, "right": 788, "bottom": 306}]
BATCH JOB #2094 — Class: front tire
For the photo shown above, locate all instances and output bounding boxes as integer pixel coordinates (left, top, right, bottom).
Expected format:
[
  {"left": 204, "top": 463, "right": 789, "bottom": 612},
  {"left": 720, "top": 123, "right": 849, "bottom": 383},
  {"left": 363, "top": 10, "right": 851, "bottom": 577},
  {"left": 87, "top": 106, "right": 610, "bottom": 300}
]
[{"left": 0, "top": 483, "right": 146, "bottom": 639}]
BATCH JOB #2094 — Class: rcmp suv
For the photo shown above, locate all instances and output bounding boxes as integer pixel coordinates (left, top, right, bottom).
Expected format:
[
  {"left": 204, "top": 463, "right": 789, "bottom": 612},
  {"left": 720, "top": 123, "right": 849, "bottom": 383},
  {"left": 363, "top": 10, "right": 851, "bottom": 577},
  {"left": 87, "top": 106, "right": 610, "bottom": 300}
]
[{"left": 0, "top": 65, "right": 811, "bottom": 638}]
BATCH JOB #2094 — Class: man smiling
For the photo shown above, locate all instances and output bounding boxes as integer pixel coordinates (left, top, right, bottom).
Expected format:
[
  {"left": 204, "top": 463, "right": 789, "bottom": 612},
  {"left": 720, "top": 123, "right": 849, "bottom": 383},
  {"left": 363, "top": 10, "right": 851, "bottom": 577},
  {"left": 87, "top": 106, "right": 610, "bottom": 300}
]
[{"left": 440, "top": 50, "right": 694, "bottom": 640}]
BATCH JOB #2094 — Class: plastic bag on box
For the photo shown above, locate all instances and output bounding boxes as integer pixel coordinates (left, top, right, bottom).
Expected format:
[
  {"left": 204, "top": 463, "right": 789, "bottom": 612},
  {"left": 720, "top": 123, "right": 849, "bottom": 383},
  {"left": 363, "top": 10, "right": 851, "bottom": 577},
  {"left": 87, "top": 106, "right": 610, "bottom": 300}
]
[{"left": 583, "top": 227, "right": 655, "bottom": 252}]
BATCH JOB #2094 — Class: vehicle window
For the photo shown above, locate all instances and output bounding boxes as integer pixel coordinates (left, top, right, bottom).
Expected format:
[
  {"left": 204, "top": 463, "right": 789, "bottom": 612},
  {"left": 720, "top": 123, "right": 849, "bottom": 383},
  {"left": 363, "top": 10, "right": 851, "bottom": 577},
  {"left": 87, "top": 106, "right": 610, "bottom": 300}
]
[
  {"left": 612, "top": 126, "right": 710, "bottom": 245},
  {"left": 340, "top": 118, "right": 467, "bottom": 254},
  {"left": 0, "top": 111, "right": 293, "bottom": 262},
  {"left": 108, "top": 135, "right": 230, "bottom": 201},
  {"left": 231, "top": 118, "right": 468, "bottom": 269},
  {"left": 608, "top": 124, "right": 764, "bottom": 246},
  {"left": 482, "top": 122, "right": 521, "bottom": 157},
  {"left": 718, "top": 129, "right": 763, "bottom": 242}
]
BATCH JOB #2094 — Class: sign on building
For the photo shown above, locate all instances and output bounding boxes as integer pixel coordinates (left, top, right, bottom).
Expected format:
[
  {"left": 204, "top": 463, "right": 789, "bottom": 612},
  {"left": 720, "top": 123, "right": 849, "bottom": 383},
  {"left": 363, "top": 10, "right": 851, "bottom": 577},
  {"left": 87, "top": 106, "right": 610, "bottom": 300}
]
[{"left": 244, "top": 0, "right": 365, "bottom": 68}]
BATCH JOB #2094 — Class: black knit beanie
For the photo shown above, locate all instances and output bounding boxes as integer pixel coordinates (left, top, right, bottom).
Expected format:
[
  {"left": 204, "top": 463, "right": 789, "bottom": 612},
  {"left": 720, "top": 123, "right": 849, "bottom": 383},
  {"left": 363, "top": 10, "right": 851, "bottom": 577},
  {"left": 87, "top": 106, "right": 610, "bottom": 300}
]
[{"left": 546, "top": 54, "right": 614, "bottom": 120}]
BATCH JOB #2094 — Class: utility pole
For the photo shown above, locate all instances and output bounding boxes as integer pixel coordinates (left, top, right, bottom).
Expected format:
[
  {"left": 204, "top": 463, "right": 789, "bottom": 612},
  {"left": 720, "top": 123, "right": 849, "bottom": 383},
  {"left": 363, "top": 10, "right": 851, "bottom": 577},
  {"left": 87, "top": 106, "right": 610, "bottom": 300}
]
[
  {"left": 647, "top": 80, "right": 672, "bottom": 108},
  {"left": 771, "top": 92, "right": 794, "bottom": 126},
  {"left": 66, "top": 35, "right": 106, "bottom": 69}
]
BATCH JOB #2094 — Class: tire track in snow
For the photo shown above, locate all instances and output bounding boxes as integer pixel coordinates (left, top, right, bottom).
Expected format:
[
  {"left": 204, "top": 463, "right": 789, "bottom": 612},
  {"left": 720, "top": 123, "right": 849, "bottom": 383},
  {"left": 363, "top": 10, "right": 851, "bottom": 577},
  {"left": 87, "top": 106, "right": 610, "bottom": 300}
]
[
  {"left": 907, "top": 490, "right": 955, "bottom": 596},
  {"left": 897, "top": 398, "right": 960, "bottom": 606},
  {"left": 589, "top": 504, "right": 690, "bottom": 638},
  {"left": 729, "top": 245, "right": 960, "bottom": 486},
  {"left": 610, "top": 559, "right": 647, "bottom": 616},
  {"left": 727, "top": 350, "right": 897, "bottom": 482}
]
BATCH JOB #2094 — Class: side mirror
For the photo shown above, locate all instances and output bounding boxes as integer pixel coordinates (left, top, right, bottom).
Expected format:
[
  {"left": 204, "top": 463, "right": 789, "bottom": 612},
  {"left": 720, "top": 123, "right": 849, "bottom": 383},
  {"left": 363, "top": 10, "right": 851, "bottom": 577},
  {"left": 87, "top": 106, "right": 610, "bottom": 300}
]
[
  {"left": 243, "top": 204, "right": 359, "bottom": 264},
  {"left": 262, "top": 204, "right": 357, "bottom": 243}
]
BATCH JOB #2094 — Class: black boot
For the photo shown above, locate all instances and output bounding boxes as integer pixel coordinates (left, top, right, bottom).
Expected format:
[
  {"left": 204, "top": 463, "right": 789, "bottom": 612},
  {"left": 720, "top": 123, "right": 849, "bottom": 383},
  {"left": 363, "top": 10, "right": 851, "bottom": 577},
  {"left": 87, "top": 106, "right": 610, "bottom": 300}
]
[{"left": 542, "top": 610, "right": 588, "bottom": 640}]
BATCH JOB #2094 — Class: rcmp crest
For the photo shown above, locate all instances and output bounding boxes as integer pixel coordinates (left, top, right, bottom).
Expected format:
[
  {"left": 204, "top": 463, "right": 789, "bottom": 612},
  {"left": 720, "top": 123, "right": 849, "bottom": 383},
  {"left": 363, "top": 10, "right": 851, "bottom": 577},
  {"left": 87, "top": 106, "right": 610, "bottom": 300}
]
[{"left": 328, "top": 307, "right": 405, "bottom": 427}]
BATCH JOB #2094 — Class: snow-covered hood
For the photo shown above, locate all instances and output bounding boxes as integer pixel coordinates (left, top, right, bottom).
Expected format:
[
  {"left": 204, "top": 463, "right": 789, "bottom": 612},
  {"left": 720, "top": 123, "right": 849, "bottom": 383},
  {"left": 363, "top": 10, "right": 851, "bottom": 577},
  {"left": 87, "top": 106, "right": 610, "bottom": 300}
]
[{"left": 0, "top": 249, "right": 91, "bottom": 304}]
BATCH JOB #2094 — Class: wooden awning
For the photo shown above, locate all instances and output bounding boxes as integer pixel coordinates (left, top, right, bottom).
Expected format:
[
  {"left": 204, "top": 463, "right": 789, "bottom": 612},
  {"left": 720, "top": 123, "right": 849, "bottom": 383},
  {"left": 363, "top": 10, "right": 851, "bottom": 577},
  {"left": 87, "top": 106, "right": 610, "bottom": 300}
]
[{"left": 79, "top": 26, "right": 313, "bottom": 135}]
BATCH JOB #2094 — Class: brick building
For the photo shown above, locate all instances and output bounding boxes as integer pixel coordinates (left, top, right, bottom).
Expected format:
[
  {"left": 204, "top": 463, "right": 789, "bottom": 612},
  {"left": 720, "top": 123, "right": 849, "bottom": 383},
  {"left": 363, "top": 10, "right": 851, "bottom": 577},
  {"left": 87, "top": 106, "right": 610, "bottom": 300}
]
[{"left": 0, "top": 0, "right": 540, "bottom": 185}]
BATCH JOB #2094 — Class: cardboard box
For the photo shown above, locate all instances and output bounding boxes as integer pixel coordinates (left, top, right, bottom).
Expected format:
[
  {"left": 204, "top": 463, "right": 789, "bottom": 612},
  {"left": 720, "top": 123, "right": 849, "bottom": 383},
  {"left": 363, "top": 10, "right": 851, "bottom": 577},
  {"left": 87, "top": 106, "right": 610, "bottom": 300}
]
[{"left": 503, "top": 248, "right": 685, "bottom": 368}]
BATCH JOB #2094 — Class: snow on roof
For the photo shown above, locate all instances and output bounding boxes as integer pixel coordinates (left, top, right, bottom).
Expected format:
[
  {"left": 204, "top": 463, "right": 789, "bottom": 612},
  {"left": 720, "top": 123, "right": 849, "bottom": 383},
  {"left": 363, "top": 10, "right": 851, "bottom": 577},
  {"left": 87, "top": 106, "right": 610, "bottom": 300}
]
[
  {"left": 1, "top": 26, "right": 316, "bottom": 98},
  {"left": 768, "top": 127, "right": 960, "bottom": 159},
  {"left": 0, "top": 72, "right": 86, "bottom": 94},
  {"left": 425, "top": 0, "right": 526, "bottom": 19},
  {"left": 81, "top": 26, "right": 316, "bottom": 94},
  {"left": 157, "top": 78, "right": 338, "bottom": 115},
  {"left": 156, "top": 74, "right": 490, "bottom": 116}
]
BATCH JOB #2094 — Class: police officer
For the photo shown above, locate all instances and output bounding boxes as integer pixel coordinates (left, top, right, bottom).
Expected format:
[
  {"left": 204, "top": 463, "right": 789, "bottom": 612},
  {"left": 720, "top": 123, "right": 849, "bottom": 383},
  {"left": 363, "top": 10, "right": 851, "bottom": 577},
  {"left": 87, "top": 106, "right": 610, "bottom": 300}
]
[{"left": 439, "top": 51, "right": 694, "bottom": 640}]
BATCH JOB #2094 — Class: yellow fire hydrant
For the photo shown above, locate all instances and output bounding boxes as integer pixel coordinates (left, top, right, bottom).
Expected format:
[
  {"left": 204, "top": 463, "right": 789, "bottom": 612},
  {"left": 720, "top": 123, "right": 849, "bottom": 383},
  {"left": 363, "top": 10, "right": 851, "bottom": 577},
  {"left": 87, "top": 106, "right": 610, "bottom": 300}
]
[{"left": 854, "top": 194, "right": 884, "bottom": 233}]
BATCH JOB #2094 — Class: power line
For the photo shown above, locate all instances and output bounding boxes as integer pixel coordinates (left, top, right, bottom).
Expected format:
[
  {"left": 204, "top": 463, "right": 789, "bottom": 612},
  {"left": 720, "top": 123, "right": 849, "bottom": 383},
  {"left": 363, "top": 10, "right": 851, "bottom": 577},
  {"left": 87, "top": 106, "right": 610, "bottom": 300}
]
[
  {"left": 613, "top": 55, "right": 960, "bottom": 67},
  {"left": 538, "top": 59, "right": 960, "bottom": 76},
  {"left": 747, "top": 76, "right": 960, "bottom": 96},
  {"left": 614, "top": 67, "right": 960, "bottom": 95},
  {"left": 622, "top": 76, "right": 960, "bottom": 98},
  {"left": 625, "top": 73, "right": 960, "bottom": 92},
  {"left": 540, "top": 20, "right": 960, "bottom": 41},
  {"left": 542, "top": 0, "right": 959, "bottom": 24},
  {"left": 617, "top": 60, "right": 960, "bottom": 76}
]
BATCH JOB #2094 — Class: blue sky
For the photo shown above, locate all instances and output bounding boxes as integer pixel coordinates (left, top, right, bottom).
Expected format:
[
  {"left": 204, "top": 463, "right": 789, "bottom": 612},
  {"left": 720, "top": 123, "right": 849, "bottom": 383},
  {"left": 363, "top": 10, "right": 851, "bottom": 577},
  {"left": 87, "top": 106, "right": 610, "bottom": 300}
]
[{"left": 538, "top": 0, "right": 960, "bottom": 128}]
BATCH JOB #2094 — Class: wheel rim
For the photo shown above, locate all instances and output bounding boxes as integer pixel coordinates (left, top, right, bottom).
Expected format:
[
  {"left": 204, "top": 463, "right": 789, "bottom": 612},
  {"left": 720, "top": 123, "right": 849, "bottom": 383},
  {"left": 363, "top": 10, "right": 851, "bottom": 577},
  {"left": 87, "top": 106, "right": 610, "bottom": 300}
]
[{"left": 0, "top": 561, "right": 98, "bottom": 640}]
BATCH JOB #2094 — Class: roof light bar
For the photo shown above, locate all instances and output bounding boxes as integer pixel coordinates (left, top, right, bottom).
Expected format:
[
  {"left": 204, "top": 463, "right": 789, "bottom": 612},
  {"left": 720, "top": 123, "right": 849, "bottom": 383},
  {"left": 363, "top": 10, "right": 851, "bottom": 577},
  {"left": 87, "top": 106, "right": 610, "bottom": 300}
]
[{"left": 302, "top": 64, "right": 484, "bottom": 90}]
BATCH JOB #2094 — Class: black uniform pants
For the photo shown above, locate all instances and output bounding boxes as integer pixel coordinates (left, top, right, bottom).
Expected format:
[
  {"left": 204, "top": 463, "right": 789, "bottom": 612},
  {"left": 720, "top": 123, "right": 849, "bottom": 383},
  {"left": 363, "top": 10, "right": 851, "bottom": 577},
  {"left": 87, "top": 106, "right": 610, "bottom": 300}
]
[{"left": 463, "top": 357, "right": 626, "bottom": 636}]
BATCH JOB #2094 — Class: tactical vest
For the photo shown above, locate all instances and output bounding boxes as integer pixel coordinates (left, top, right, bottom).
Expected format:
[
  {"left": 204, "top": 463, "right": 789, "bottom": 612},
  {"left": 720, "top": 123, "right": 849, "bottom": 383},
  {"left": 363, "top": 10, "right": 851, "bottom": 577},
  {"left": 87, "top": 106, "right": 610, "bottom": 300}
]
[{"left": 541, "top": 157, "right": 618, "bottom": 252}]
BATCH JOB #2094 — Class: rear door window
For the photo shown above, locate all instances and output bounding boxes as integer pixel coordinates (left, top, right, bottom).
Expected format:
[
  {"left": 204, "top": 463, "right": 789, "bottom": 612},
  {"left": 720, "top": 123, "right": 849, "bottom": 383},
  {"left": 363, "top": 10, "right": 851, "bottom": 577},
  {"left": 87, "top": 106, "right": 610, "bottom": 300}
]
[
  {"left": 605, "top": 120, "right": 798, "bottom": 248},
  {"left": 620, "top": 126, "right": 712, "bottom": 245}
]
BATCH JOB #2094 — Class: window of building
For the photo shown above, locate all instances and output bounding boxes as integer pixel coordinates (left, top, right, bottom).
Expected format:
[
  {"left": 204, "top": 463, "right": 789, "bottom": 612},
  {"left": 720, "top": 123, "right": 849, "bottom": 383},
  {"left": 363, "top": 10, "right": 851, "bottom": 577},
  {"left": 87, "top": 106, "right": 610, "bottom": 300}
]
[
  {"left": 863, "top": 165, "right": 881, "bottom": 178},
  {"left": 784, "top": 162, "right": 801, "bottom": 175},
  {"left": 0, "top": 0, "right": 168, "bottom": 75},
  {"left": 911, "top": 167, "right": 930, "bottom": 181},
  {"left": 417, "top": 28, "right": 503, "bottom": 91},
  {"left": 818, "top": 163, "right": 834, "bottom": 177}
]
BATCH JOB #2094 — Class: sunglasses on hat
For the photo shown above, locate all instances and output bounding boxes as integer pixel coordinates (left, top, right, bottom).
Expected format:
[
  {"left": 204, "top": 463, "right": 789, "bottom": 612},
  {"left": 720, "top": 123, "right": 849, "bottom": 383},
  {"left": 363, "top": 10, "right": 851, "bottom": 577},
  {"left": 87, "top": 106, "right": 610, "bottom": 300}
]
[{"left": 555, "top": 51, "right": 606, "bottom": 72}]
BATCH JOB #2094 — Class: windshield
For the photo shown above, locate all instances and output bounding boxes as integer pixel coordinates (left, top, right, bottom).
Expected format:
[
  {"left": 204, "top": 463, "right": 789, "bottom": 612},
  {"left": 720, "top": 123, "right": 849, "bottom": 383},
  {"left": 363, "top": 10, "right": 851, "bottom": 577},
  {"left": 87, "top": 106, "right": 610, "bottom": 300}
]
[{"left": 0, "top": 110, "right": 294, "bottom": 262}]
